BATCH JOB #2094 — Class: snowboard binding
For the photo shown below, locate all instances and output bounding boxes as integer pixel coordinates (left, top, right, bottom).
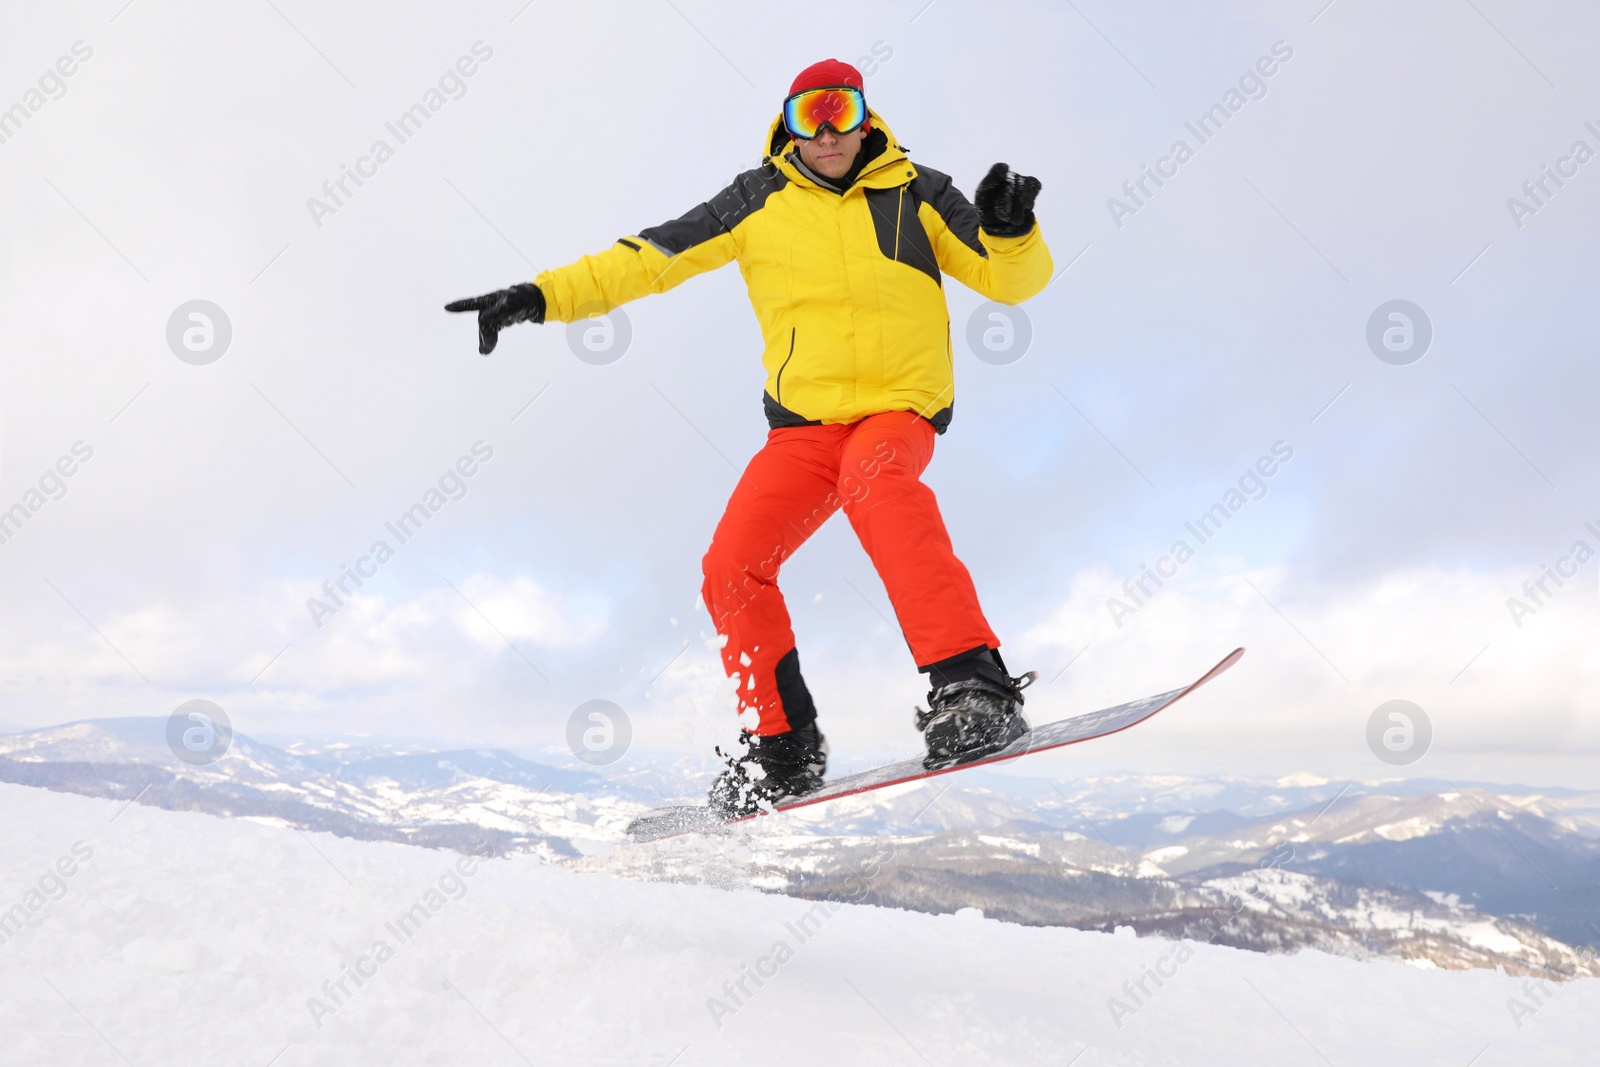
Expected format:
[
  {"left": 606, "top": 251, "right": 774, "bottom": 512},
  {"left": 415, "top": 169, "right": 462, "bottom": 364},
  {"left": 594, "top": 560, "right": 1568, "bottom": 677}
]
[
  {"left": 707, "top": 723, "right": 828, "bottom": 818},
  {"left": 916, "top": 659, "right": 1036, "bottom": 770}
]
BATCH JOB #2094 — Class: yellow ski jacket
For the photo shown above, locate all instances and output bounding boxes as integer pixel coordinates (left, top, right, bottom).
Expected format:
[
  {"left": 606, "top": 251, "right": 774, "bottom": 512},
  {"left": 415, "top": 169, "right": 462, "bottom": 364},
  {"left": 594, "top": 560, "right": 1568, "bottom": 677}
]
[{"left": 534, "top": 110, "right": 1053, "bottom": 432}]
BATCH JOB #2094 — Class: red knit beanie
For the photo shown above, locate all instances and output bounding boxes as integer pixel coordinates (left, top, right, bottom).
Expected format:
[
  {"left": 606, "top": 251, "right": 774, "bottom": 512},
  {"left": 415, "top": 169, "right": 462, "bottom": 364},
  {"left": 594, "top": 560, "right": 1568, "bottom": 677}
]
[{"left": 788, "top": 58, "right": 864, "bottom": 97}]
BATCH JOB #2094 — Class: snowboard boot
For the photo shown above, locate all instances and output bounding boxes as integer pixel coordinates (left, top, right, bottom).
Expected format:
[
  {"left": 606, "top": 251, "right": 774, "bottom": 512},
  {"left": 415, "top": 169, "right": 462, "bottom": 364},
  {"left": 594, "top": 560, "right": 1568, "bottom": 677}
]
[
  {"left": 708, "top": 722, "right": 828, "bottom": 818},
  {"left": 915, "top": 650, "right": 1035, "bottom": 769}
]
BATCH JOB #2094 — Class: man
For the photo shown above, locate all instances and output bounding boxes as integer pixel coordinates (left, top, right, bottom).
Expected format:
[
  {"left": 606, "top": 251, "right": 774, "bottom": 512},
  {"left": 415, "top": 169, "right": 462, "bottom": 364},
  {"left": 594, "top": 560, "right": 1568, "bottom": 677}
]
[{"left": 448, "top": 59, "right": 1053, "bottom": 816}]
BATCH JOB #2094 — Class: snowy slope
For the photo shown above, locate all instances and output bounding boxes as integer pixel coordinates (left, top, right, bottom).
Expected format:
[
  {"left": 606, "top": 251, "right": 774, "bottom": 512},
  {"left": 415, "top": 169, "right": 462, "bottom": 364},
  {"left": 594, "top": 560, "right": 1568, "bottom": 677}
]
[{"left": 1, "top": 782, "right": 1594, "bottom": 1066}]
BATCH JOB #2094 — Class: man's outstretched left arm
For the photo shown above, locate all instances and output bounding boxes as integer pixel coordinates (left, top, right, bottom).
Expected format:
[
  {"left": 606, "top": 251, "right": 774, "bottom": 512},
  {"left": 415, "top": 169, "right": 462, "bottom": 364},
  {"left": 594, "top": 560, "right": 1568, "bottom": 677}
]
[{"left": 919, "top": 162, "right": 1053, "bottom": 304}]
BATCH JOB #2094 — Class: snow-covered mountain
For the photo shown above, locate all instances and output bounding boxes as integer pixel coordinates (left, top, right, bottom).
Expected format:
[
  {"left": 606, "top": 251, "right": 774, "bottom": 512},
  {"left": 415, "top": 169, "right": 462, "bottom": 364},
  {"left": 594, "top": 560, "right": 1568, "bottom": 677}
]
[
  {"left": 0, "top": 717, "right": 624, "bottom": 859},
  {"left": 2, "top": 717, "right": 1596, "bottom": 983}
]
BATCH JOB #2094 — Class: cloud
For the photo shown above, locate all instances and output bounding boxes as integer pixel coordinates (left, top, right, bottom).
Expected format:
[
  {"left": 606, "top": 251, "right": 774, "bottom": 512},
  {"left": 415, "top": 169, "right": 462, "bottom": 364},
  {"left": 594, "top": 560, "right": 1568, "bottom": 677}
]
[
  {"left": 1015, "top": 556, "right": 1600, "bottom": 758},
  {"left": 0, "top": 571, "right": 609, "bottom": 737}
]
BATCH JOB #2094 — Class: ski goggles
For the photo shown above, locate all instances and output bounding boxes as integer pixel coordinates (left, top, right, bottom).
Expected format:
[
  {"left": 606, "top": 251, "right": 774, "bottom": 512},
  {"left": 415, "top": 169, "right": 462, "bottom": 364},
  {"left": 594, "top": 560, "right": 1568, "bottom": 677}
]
[{"left": 783, "top": 86, "right": 867, "bottom": 140}]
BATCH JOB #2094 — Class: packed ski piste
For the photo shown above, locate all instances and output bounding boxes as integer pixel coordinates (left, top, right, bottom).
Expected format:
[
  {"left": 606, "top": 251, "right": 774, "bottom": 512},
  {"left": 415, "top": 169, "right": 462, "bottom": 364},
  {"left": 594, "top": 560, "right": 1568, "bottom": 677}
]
[{"left": 447, "top": 58, "right": 1240, "bottom": 838}]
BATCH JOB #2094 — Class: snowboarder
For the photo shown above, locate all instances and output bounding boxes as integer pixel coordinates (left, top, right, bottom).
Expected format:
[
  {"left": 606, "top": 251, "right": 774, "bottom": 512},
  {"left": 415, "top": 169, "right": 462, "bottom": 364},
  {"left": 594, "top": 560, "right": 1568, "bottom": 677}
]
[{"left": 447, "top": 59, "right": 1053, "bottom": 816}]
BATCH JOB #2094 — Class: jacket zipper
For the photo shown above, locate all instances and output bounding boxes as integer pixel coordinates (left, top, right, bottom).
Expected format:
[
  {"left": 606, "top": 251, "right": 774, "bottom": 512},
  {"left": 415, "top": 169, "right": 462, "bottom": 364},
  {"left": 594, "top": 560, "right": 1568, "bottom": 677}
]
[
  {"left": 775, "top": 327, "right": 796, "bottom": 405},
  {"left": 894, "top": 186, "right": 904, "bottom": 262}
]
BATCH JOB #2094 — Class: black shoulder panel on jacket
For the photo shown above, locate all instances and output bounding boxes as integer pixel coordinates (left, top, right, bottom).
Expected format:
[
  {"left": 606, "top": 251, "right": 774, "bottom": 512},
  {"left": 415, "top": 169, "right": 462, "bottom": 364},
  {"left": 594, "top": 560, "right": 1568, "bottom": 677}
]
[
  {"left": 636, "top": 165, "right": 788, "bottom": 257},
  {"left": 865, "top": 186, "right": 941, "bottom": 287},
  {"left": 909, "top": 167, "right": 987, "bottom": 259}
]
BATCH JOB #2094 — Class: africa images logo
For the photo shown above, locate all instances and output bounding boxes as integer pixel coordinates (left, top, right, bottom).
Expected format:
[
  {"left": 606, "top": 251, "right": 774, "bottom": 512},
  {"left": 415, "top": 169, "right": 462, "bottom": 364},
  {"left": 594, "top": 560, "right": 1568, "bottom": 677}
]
[{"left": 306, "top": 42, "right": 494, "bottom": 229}]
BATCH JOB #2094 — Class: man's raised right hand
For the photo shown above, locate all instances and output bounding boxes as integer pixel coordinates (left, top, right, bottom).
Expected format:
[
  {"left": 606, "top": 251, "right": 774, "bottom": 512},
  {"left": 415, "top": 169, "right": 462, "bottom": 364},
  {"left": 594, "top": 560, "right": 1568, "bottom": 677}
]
[{"left": 444, "top": 282, "right": 546, "bottom": 355}]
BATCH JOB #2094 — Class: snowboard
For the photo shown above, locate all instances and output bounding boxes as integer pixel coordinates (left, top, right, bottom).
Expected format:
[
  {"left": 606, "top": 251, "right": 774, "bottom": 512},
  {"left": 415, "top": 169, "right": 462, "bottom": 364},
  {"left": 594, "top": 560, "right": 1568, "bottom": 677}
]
[{"left": 625, "top": 647, "right": 1244, "bottom": 843}]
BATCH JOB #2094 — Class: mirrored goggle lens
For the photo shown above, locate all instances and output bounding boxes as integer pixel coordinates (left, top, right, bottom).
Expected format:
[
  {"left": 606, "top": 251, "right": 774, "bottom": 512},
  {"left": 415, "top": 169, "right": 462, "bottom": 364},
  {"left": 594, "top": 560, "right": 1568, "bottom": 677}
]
[{"left": 784, "top": 87, "right": 865, "bottom": 139}]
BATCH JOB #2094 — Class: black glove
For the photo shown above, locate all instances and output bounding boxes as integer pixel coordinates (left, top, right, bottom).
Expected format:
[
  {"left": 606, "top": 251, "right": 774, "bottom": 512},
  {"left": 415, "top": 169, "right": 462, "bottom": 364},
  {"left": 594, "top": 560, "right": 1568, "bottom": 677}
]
[
  {"left": 444, "top": 282, "right": 546, "bottom": 355},
  {"left": 974, "top": 162, "right": 1042, "bottom": 238}
]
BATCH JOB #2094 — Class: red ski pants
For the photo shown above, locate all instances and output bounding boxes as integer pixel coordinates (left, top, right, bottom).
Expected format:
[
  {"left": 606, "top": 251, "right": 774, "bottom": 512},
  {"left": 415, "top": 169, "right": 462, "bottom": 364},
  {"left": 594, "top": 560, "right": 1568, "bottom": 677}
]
[{"left": 700, "top": 410, "right": 1000, "bottom": 736}]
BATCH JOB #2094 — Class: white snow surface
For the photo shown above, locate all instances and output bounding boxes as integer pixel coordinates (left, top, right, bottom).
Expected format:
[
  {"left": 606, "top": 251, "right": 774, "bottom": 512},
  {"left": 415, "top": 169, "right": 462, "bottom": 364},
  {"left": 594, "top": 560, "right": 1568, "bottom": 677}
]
[{"left": 1, "top": 783, "right": 1594, "bottom": 1066}]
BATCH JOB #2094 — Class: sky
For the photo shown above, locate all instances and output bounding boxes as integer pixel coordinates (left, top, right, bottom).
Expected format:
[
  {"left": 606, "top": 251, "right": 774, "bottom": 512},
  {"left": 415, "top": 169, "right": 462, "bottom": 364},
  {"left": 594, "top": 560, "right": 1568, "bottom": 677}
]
[{"left": 0, "top": 0, "right": 1596, "bottom": 786}]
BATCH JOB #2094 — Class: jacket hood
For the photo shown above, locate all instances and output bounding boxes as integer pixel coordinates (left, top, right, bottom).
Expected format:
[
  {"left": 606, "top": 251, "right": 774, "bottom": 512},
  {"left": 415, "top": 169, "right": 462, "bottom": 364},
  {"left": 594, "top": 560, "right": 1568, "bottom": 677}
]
[{"left": 763, "top": 107, "right": 912, "bottom": 190}]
